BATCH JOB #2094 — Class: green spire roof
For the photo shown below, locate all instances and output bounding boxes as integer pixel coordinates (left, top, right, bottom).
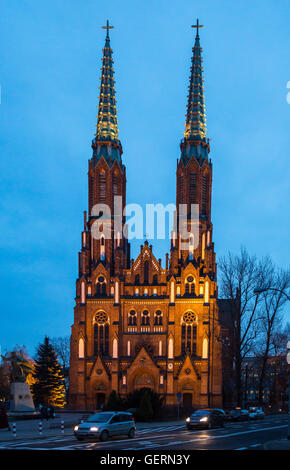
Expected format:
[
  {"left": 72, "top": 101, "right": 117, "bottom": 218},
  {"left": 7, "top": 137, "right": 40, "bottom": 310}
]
[
  {"left": 184, "top": 20, "right": 207, "bottom": 142},
  {"left": 95, "top": 21, "right": 120, "bottom": 145}
]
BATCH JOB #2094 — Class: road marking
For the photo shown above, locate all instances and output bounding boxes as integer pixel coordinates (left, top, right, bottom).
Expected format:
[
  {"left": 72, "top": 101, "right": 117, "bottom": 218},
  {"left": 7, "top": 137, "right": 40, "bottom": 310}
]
[
  {"left": 234, "top": 447, "right": 248, "bottom": 450},
  {"left": 0, "top": 420, "right": 286, "bottom": 450},
  {"left": 250, "top": 443, "right": 261, "bottom": 447}
]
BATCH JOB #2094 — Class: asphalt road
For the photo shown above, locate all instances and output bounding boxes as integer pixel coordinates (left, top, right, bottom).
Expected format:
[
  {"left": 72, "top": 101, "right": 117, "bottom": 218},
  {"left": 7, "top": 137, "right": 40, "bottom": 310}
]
[{"left": 0, "top": 415, "right": 288, "bottom": 451}]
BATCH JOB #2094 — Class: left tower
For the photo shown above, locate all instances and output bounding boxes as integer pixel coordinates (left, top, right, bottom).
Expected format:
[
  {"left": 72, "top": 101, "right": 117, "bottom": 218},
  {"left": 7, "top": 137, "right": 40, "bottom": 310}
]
[{"left": 68, "top": 23, "right": 130, "bottom": 410}]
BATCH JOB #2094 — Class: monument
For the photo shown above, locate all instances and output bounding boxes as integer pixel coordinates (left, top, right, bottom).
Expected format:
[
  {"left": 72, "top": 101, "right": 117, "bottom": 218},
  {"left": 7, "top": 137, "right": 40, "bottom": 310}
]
[{"left": 1, "top": 352, "right": 35, "bottom": 412}]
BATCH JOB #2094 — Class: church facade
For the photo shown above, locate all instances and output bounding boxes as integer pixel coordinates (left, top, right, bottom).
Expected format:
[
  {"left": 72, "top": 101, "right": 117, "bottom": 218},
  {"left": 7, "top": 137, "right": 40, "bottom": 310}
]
[{"left": 68, "top": 22, "right": 223, "bottom": 410}]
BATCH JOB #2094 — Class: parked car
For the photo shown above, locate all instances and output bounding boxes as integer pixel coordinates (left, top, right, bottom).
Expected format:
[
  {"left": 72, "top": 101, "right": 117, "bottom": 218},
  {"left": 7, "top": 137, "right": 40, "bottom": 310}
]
[
  {"left": 248, "top": 407, "right": 264, "bottom": 420},
  {"left": 229, "top": 409, "right": 249, "bottom": 421},
  {"left": 186, "top": 409, "right": 225, "bottom": 430},
  {"left": 74, "top": 411, "right": 136, "bottom": 441}
]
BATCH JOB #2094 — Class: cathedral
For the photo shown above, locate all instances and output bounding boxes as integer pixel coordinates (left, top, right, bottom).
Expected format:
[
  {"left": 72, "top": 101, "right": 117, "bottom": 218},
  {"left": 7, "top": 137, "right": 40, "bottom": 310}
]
[{"left": 68, "top": 21, "right": 224, "bottom": 410}]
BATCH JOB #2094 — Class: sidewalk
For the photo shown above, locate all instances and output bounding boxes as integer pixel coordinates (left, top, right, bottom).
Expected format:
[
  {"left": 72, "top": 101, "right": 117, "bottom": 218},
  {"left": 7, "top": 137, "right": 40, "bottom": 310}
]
[
  {"left": 264, "top": 439, "right": 290, "bottom": 450},
  {"left": 0, "top": 416, "right": 184, "bottom": 443}
]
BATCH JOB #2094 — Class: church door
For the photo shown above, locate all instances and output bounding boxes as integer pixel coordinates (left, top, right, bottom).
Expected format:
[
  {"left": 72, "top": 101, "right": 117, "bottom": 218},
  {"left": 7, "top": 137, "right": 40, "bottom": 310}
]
[
  {"left": 96, "top": 393, "right": 106, "bottom": 410},
  {"left": 183, "top": 393, "right": 192, "bottom": 407}
]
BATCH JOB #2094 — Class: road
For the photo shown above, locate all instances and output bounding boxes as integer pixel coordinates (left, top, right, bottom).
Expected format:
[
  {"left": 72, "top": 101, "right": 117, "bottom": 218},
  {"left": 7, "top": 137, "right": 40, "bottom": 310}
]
[{"left": 0, "top": 415, "right": 287, "bottom": 450}]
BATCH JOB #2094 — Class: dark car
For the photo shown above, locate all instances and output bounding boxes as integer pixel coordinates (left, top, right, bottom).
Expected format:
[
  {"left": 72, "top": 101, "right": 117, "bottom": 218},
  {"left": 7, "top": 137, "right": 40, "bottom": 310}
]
[
  {"left": 186, "top": 409, "right": 225, "bottom": 430},
  {"left": 229, "top": 409, "right": 249, "bottom": 422}
]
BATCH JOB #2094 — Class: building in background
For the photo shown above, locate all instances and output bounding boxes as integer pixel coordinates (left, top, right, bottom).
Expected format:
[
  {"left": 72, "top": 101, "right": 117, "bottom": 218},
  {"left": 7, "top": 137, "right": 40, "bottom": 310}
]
[{"left": 68, "top": 22, "right": 225, "bottom": 410}]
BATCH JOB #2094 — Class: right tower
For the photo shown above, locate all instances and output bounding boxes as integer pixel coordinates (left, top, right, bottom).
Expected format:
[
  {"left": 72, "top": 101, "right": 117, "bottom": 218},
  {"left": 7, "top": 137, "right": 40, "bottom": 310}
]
[{"left": 169, "top": 20, "right": 222, "bottom": 408}]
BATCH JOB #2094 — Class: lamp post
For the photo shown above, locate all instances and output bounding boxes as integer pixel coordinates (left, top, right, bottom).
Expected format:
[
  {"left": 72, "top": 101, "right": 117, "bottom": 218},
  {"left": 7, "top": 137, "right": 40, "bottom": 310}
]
[
  {"left": 287, "top": 341, "right": 290, "bottom": 440},
  {"left": 254, "top": 287, "right": 290, "bottom": 439}
]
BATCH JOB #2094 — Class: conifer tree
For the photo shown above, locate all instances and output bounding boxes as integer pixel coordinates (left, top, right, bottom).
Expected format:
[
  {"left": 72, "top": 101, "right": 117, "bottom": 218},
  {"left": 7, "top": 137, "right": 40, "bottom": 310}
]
[
  {"left": 32, "top": 336, "right": 66, "bottom": 407},
  {"left": 105, "top": 390, "right": 123, "bottom": 411},
  {"left": 137, "top": 390, "right": 153, "bottom": 421}
]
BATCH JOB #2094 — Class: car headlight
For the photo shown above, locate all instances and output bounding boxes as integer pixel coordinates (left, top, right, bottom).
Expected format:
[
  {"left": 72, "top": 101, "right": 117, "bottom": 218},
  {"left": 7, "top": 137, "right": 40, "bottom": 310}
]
[
  {"left": 200, "top": 417, "right": 208, "bottom": 422},
  {"left": 90, "top": 426, "right": 99, "bottom": 431},
  {"left": 186, "top": 417, "right": 190, "bottom": 422},
  {"left": 74, "top": 425, "right": 79, "bottom": 431}
]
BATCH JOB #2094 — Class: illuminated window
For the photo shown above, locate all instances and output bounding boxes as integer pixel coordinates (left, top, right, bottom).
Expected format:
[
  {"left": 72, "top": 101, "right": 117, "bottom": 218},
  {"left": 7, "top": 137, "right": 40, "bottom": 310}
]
[
  {"left": 168, "top": 338, "right": 174, "bottom": 359},
  {"left": 78, "top": 338, "right": 84, "bottom": 358},
  {"left": 113, "top": 338, "right": 118, "bottom": 358},
  {"left": 81, "top": 281, "right": 85, "bottom": 304},
  {"left": 202, "top": 338, "right": 208, "bottom": 359},
  {"left": 204, "top": 281, "right": 209, "bottom": 303}
]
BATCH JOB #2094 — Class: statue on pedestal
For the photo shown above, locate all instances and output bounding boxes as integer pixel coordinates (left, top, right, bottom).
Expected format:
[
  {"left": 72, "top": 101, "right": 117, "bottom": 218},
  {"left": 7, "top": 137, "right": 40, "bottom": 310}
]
[{"left": 1, "top": 352, "right": 35, "bottom": 412}]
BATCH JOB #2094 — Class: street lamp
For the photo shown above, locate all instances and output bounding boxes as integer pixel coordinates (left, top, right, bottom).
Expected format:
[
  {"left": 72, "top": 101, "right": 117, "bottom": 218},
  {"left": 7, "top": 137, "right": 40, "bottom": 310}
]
[
  {"left": 254, "top": 288, "right": 290, "bottom": 301},
  {"left": 254, "top": 286, "right": 290, "bottom": 439},
  {"left": 287, "top": 341, "right": 290, "bottom": 440}
]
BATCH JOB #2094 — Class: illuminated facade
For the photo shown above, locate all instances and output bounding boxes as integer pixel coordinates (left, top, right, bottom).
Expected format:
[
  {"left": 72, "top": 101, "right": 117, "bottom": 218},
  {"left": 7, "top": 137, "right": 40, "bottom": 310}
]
[{"left": 68, "top": 22, "right": 223, "bottom": 410}]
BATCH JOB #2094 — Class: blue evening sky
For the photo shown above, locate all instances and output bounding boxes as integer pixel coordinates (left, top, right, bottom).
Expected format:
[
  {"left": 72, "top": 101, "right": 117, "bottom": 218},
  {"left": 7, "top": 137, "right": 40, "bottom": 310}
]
[{"left": 0, "top": 0, "right": 289, "bottom": 355}]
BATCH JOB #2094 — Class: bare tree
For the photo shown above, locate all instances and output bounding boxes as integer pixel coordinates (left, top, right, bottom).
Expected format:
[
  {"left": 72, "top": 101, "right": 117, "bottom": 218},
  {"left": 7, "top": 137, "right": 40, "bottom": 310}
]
[
  {"left": 218, "top": 247, "right": 267, "bottom": 406},
  {"left": 256, "top": 265, "right": 290, "bottom": 403},
  {"left": 51, "top": 336, "right": 70, "bottom": 371}
]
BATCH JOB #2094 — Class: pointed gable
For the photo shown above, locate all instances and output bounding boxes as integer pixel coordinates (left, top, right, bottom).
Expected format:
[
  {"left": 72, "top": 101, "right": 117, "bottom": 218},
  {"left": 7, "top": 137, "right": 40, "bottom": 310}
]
[{"left": 177, "top": 353, "right": 201, "bottom": 380}]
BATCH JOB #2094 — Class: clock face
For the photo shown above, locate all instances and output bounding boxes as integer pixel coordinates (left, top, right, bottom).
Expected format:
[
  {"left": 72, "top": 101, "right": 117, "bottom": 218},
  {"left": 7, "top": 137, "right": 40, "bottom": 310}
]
[{"left": 168, "top": 362, "right": 173, "bottom": 370}]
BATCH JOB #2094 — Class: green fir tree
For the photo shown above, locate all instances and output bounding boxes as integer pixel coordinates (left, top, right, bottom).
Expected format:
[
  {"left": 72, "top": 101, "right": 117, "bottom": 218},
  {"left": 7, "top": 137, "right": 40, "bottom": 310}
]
[
  {"left": 105, "top": 390, "right": 123, "bottom": 410},
  {"left": 137, "top": 390, "right": 154, "bottom": 421},
  {"left": 32, "top": 336, "right": 66, "bottom": 407}
]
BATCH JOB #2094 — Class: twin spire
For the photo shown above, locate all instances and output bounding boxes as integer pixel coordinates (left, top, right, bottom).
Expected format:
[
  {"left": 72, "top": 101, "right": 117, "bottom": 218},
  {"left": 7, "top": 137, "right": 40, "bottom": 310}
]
[
  {"left": 94, "top": 19, "right": 208, "bottom": 148},
  {"left": 95, "top": 20, "right": 120, "bottom": 146},
  {"left": 184, "top": 19, "right": 207, "bottom": 143}
]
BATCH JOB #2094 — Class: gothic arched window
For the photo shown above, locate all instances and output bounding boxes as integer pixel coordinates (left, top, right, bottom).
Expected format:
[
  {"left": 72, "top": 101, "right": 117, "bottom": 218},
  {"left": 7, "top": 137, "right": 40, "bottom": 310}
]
[
  {"left": 96, "top": 276, "right": 106, "bottom": 297},
  {"left": 113, "top": 171, "right": 119, "bottom": 195},
  {"left": 181, "top": 311, "right": 197, "bottom": 355},
  {"left": 141, "top": 310, "right": 150, "bottom": 326},
  {"left": 144, "top": 260, "right": 149, "bottom": 284},
  {"left": 78, "top": 338, "right": 84, "bottom": 359},
  {"left": 179, "top": 174, "right": 184, "bottom": 204},
  {"left": 154, "top": 310, "right": 163, "bottom": 326},
  {"left": 189, "top": 172, "right": 197, "bottom": 204},
  {"left": 94, "top": 311, "right": 109, "bottom": 356},
  {"left": 185, "top": 276, "right": 195, "bottom": 296},
  {"left": 128, "top": 310, "right": 137, "bottom": 326},
  {"left": 201, "top": 174, "right": 209, "bottom": 216},
  {"left": 99, "top": 171, "right": 106, "bottom": 202}
]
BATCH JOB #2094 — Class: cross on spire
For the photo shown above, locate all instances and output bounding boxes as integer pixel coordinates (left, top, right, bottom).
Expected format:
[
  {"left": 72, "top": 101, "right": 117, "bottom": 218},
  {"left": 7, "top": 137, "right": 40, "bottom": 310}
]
[
  {"left": 102, "top": 19, "right": 114, "bottom": 37},
  {"left": 191, "top": 19, "right": 204, "bottom": 37}
]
